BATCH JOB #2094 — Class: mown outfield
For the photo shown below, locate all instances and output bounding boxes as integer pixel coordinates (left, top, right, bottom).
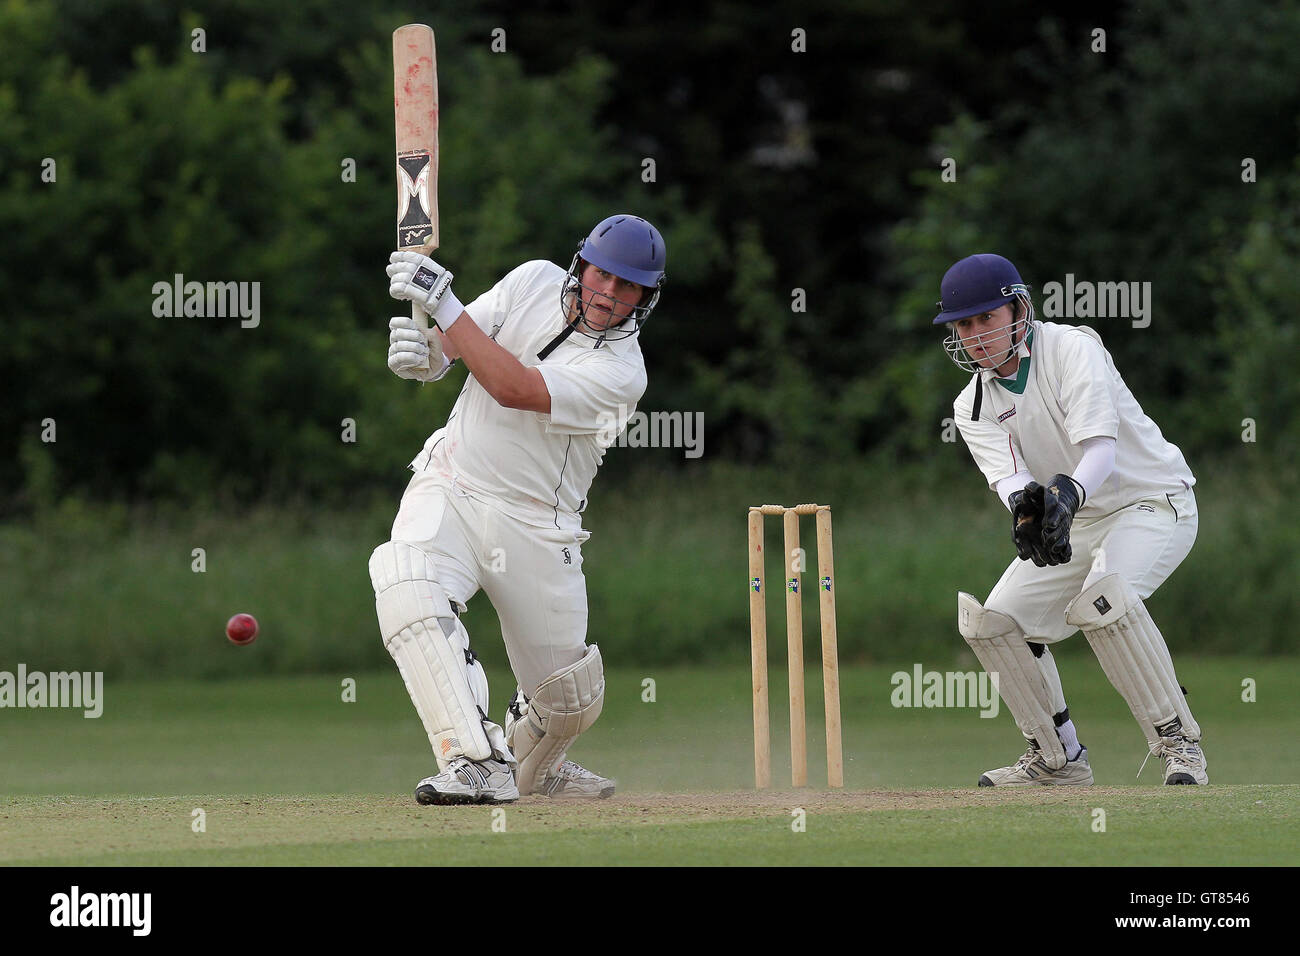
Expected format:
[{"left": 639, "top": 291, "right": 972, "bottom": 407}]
[
  {"left": 3, "top": 464, "right": 1295, "bottom": 865},
  {"left": 3, "top": 658, "right": 1295, "bottom": 866}
]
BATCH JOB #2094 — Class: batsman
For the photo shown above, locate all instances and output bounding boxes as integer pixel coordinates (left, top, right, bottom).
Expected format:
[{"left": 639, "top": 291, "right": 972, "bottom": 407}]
[
  {"left": 936, "top": 253, "right": 1207, "bottom": 786},
  {"left": 369, "top": 215, "right": 666, "bottom": 804}
]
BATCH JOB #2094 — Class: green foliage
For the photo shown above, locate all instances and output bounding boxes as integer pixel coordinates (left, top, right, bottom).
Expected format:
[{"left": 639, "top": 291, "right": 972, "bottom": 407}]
[
  {"left": 886, "top": 0, "right": 1300, "bottom": 459},
  {"left": 1212, "top": 163, "right": 1300, "bottom": 462},
  {"left": 0, "top": 0, "right": 707, "bottom": 505},
  {"left": 687, "top": 221, "right": 829, "bottom": 460},
  {"left": 1, "top": 0, "right": 1293, "bottom": 505}
]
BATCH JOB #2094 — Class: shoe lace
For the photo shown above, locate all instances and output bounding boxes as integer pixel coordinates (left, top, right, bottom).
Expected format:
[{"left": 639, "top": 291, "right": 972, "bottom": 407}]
[
  {"left": 1136, "top": 749, "right": 1154, "bottom": 779},
  {"left": 1014, "top": 746, "right": 1042, "bottom": 770},
  {"left": 1161, "top": 736, "right": 1201, "bottom": 765},
  {"left": 1137, "top": 735, "right": 1200, "bottom": 778},
  {"left": 555, "top": 759, "right": 596, "bottom": 780}
]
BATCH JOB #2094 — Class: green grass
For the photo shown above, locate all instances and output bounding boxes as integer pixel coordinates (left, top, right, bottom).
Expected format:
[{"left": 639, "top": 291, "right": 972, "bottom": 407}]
[
  {"left": 2, "top": 657, "right": 1296, "bottom": 865},
  {"left": 5, "top": 789, "right": 1293, "bottom": 866},
  {"left": 1, "top": 462, "right": 1295, "bottom": 679}
]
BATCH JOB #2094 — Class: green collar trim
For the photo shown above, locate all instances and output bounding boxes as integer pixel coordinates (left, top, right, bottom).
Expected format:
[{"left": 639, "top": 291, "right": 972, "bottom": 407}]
[{"left": 993, "top": 328, "right": 1034, "bottom": 394}]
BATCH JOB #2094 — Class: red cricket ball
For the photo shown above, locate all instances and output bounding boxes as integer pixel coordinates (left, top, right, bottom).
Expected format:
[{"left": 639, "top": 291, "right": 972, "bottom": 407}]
[{"left": 226, "top": 613, "right": 259, "bottom": 646}]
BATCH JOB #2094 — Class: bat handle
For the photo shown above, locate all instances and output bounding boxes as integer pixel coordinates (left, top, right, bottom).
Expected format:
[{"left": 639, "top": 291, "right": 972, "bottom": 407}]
[{"left": 411, "top": 302, "right": 431, "bottom": 372}]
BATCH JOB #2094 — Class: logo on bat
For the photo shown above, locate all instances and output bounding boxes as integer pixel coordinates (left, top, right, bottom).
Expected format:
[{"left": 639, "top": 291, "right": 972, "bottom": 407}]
[{"left": 396, "top": 150, "right": 432, "bottom": 245}]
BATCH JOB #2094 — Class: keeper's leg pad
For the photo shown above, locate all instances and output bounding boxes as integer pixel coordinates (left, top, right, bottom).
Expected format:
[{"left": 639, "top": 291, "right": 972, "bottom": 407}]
[
  {"left": 1066, "top": 572, "right": 1201, "bottom": 747},
  {"left": 506, "top": 645, "right": 605, "bottom": 795},
  {"left": 370, "top": 541, "right": 499, "bottom": 765},
  {"left": 958, "top": 592, "right": 1066, "bottom": 769},
  {"left": 1028, "top": 642, "right": 1068, "bottom": 718}
]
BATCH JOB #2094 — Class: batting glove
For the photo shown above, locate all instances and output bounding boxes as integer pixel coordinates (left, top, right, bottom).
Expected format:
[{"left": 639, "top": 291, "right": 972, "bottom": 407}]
[
  {"left": 387, "top": 251, "right": 465, "bottom": 330},
  {"left": 388, "top": 315, "right": 450, "bottom": 382}
]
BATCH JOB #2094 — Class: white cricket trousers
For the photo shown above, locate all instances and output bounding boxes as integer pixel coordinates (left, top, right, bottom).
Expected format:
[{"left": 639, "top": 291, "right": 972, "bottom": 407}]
[
  {"left": 986, "top": 488, "right": 1198, "bottom": 642},
  {"left": 389, "top": 468, "right": 592, "bottom": 695}
]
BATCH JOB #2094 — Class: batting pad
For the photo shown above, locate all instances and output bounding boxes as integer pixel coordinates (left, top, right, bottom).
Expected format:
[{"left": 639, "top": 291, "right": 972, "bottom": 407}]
[
  {"left": 370, "top": 541, "right": 493, "bottom": 764},
  {"left": 509, "top": 645, "right": 605, "bottom": 795},
  {"left": 443, "top": 612, "right": 513, "bottom": 769},
  {"left": 957, "top": 592, "right": 1067, "bottom": 769},
  {"left": 1066, "top": 573, "right": 1201, "bottom": 748}
]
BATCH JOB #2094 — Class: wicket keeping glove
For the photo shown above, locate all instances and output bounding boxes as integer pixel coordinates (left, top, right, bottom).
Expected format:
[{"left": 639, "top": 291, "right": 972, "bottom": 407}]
[
  {"left": 1040, "top": 474, "right": 1083, "bottom": 565},
  {"left": 1009, "top": 482, "right": 1051, "bottom": 567},
  {"left": 388, "top": 315, "right": 450, "bottom": 382},
  {"left": 387, "top": 251, "right": 465, "bottom": 330}
]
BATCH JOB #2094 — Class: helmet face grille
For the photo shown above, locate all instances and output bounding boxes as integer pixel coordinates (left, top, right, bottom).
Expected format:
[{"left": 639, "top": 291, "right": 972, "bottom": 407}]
[
  {"left": 940, "top": 293, "right": 1034, "bottom": 373},
  {"left": 560, "top": 252, "right": 662, "bottom": 344}
]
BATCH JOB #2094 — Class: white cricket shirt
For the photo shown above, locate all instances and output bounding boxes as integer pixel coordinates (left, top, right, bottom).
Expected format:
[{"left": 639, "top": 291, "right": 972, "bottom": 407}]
[
  {"left": 411, "top": 260, "right": 647, "bottom": 530},
  {"left": 954, "top": 321, "right": 1194, "bottom": 518}
]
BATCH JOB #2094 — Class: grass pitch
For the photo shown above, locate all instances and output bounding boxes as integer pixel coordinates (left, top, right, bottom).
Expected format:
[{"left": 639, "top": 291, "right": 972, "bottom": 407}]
[
  {"left": 2, "top": 656, "right": 1296, "bottom": 865},
  {"left": 5, "top": 787, "right": 1293, "bottom": 866}
]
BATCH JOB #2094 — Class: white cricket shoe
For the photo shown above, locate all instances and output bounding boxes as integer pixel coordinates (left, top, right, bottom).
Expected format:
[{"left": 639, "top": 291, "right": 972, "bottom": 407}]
[
  {"left": 978, "top": 741, "right": 1094, "bottom": 787},
  {"left": 538, "top": 759, "right": 616, "bottom": 799},
  {"left": 415, "top": 757, "right": 519, "bottom": 805},
  {"left": 1157, "top": 735, "right": 1208, "bottom": 785}
]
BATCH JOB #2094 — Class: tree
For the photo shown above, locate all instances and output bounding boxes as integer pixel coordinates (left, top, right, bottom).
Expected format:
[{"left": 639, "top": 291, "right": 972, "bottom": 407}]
[{"left": 884, "top": 0, "right": 1300, "bottom": 459}]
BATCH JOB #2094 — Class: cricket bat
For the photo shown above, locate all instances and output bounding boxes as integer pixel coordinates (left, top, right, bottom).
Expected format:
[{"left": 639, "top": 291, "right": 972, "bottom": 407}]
[{"left": 393, "top": 23, "right": 439, "bottom": 370}]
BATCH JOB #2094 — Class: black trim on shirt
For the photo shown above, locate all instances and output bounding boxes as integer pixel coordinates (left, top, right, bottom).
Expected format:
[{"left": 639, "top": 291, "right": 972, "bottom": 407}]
[{"left": 551, "top": 436, "right": 572, "bottom": 529}]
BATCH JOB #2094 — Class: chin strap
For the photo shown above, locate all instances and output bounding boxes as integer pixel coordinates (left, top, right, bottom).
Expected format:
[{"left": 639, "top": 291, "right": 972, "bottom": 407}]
[
  {"left": 536, "top": 320, "right": 577, "bottom": 361},
  {"left": 536, "top": 310, "right": 623, "bottom": 360}
]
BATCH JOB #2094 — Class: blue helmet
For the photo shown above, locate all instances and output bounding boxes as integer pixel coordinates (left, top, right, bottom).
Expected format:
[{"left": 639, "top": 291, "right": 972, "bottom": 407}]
[
  {"left": 561, "top": 215, "right": 667, "bottom": 343},
  {"left": 933, "top": 253, "right": 1027, "bottom": 325},
  {"left": 581, "top": 214, "right": 666, "bottom": 288},
  {"left": 934, "top": 253, "right": 1034, "bottom": 374}
]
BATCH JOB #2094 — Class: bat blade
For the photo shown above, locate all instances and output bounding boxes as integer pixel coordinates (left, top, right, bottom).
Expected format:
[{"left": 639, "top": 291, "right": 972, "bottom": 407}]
[{"left": 393, "top": 23, "right": 439, "bottom": 352}]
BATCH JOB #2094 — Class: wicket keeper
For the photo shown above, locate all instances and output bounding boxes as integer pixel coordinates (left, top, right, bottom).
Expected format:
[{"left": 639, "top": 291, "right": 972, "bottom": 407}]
[{"left": 936, "top": 253, "right": 1207, "bottom": 786}]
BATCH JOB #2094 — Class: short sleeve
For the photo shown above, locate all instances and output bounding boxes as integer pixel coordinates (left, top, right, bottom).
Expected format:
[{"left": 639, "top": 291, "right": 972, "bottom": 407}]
[
  {"left": 463, "top": 269, "right": 519, "bottom": 337},
  {"left": 955, "top": 390, "right": 1029, "bottom": 490},
  {"left": 537, "top": 356, "right": 648, "bottom": 437},
  {"left": 1056, "top": 329, "right": 1119, "bottom": 444}
]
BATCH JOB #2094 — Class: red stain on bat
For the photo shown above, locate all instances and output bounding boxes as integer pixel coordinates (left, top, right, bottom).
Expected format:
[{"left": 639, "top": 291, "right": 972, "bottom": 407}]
[{"left": 401, "top": 59, "right": 435, "bottom": 97}]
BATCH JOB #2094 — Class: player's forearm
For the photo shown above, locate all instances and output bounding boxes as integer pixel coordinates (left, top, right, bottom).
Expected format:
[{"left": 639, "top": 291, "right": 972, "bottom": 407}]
[
  {"left": 1070, "top": 436, "right": 1116, "bottom": 502},
  {"left": 996, "top": 470, "right": 1035, "bottom": 510},
  {"left": 430, "top": 328, "right": 459, "bottom": 361},
  {"left": 443, "top": 311, "right": 551, "bottom": 412},
  {"left": 995, "top": 438, "right": 1115, "bottom": 511}
]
